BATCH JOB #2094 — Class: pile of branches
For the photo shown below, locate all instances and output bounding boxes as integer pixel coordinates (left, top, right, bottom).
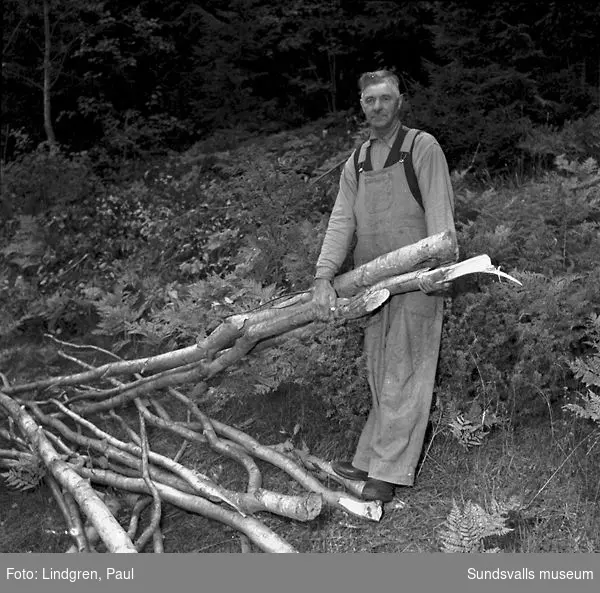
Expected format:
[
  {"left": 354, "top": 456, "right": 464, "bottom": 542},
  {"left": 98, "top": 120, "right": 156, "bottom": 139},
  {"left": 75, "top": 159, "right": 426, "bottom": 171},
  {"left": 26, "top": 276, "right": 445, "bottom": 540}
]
[{"left": 0, "top": 232, "right": 519, "bottom": 553}]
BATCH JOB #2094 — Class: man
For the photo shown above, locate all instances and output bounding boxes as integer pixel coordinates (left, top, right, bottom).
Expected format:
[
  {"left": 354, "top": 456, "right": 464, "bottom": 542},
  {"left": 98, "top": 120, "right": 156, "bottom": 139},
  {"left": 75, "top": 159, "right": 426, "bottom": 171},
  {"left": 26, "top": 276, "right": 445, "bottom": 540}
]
[{"left": 313, "top": 70, "right": 457, "bottom": 502}]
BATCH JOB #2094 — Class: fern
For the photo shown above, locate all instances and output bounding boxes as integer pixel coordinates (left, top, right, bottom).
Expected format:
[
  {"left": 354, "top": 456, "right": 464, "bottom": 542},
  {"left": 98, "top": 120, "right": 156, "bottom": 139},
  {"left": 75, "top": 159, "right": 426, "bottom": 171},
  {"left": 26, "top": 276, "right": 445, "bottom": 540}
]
[
  {"left": 563, "top": 391, "right": 600, "bottom": 425},
  {"left": 448, "top": 414, "right": 487, "bottom": 449},
  {"left": 439, "top": 499, "right": 517, "bottom": 553},
  {"left": 2, "top": 456, "right": 46, "bottom": 491},
  {"left": 431, "top": 398, "right": 504, "bottom": 449},
  {"left": 565, "top": 313, "right": 600, "bottom": 426}
]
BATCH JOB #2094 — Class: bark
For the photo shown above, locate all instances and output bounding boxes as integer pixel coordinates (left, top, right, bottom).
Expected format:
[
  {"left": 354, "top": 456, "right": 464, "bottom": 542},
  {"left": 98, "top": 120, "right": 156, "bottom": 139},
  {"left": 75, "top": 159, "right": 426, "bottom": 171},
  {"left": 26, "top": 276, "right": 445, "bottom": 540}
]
[
  {"left": 333, "top": 230, "right": 458, "bottom": 297},
  {"left": 45, "top": 474, "right": 89, "bottom": 552},
  {"left": 65, "top": 492, "right": 122, "bottom": 553},
  {"left": 133, "top": 407, "right": 162, "bottom": 552}
]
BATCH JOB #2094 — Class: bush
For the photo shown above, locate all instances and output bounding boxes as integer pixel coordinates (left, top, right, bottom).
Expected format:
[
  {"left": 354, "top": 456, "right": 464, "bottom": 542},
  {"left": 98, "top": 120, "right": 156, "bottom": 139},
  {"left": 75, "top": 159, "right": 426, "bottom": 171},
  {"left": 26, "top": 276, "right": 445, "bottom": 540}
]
[
  {"left": 439, "top": 154, "right": 600, "bottom": 422},
  {"left": 1, "top": 144, "right": 100, "bottom": 216}
]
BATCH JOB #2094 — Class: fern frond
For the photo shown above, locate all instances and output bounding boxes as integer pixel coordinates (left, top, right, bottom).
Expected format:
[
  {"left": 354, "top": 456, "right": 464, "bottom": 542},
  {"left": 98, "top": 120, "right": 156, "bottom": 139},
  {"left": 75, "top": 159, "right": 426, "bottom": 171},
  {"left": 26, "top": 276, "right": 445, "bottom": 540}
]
[
  {"left": 563, "top": 390, "right": 600, "bottom": 425},
  {"left": 439, "top": 499, "right": 514, "bottom": 553},
  {"left": 1, "top": 456, "right": 46, "bottom": 491}
]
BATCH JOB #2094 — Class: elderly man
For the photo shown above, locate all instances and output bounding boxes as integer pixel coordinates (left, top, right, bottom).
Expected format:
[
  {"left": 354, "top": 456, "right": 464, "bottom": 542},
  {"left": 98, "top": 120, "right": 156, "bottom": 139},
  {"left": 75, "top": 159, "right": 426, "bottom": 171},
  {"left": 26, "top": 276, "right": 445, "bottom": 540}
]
[{"left": 313, "top": 70, "right": 457, "bottom": 502}]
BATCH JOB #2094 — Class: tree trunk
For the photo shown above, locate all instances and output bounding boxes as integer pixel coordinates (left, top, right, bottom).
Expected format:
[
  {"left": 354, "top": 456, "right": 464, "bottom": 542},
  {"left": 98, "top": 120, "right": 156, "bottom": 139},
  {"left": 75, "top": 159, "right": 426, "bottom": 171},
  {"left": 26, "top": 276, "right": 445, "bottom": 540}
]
[{"left": 43, "top": 0, "right": 57, "bottom": 147}]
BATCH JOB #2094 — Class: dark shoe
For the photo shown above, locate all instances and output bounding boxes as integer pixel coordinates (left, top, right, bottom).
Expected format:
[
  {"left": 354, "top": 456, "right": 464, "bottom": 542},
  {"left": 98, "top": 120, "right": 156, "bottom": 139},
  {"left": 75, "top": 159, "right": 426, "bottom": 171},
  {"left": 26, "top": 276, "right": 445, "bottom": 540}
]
[
  {"left": 361, "top": 478, "right": 395, "bottom": 502},
  {"left": 331, "top": 461, "right": 368, "bottom": 481}
]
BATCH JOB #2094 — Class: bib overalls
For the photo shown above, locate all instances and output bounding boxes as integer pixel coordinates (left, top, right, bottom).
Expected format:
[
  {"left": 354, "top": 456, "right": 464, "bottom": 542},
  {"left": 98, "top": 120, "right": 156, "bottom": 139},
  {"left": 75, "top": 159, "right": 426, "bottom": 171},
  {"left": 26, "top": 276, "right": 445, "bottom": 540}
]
[{"left": 351, "top": 128, "right": 445, "bottom": 486}]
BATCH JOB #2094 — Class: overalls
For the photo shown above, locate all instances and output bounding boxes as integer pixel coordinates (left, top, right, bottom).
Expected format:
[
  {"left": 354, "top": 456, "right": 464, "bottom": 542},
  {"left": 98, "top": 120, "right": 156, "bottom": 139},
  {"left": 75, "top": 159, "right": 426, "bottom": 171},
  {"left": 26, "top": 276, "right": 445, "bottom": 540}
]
[{"left": 351, "top": 129, "right": 444, "bottom": 486}]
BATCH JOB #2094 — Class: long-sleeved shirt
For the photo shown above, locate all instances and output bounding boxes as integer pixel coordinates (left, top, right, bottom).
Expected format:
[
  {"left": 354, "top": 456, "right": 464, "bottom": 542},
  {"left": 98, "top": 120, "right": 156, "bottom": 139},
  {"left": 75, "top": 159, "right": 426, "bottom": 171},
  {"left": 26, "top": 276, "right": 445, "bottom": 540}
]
[{"left": 315, "top": 120, "right": 456, "bottom": 281}]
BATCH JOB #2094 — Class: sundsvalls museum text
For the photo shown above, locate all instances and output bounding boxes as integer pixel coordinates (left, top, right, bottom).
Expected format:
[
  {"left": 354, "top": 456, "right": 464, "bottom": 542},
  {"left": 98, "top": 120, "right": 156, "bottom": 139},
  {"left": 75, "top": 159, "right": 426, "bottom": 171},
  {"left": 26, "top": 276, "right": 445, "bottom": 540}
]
[{"left": 467, "top": 567, "right": 594, "bottom": 581}]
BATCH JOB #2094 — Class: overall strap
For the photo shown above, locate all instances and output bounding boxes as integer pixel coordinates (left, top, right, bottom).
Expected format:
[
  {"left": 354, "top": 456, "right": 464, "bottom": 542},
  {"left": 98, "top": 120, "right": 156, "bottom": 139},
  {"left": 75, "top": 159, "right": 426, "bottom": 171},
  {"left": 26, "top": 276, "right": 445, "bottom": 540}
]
[
  {"left": 399, "top": 128, "right": 424, "bottom": 211},
  {"left": 353, "top": 127, "right": 424, "bottom": 211}
]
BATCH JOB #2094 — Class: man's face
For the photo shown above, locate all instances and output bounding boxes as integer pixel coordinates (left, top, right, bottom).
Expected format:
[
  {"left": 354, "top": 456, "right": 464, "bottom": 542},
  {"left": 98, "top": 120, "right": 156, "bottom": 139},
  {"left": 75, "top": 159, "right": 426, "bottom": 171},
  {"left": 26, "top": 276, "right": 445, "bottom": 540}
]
[{"left": 360, "top": 81, "right": 402, "bottom": 132}]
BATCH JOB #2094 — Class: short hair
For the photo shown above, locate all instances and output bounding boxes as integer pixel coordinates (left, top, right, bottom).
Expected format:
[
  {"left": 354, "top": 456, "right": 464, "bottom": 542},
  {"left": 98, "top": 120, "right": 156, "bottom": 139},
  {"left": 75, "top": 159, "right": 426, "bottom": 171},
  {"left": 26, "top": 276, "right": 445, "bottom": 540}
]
[{"left": 358, "top": 70, "right": 401, "bottom": 99}]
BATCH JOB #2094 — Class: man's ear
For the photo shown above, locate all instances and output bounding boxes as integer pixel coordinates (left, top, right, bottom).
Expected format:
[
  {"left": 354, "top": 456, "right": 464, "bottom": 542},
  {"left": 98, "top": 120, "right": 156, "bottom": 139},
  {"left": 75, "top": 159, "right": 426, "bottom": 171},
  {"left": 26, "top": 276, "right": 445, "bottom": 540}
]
[{"left": 359, "top": 98, "right": 367, "bottom": 116}]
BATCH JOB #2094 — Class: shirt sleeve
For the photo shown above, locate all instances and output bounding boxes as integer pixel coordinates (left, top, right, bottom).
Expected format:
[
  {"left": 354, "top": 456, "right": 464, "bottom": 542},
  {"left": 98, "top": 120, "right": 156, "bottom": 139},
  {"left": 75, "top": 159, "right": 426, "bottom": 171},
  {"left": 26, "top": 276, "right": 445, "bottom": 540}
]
[
  {"left": 412, "top": 133, "right": 459, "bottom": 259},
  {"left": 314, "top": 155, "right": 358, "bottom": 280}
]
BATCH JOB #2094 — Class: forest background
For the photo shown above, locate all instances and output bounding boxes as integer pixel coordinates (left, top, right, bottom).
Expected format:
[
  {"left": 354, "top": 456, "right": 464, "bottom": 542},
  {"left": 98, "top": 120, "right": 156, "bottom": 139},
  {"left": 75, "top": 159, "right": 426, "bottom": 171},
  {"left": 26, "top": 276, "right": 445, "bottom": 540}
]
[{"left": 1, "top": 0, "right": 600, "bottom": 553}]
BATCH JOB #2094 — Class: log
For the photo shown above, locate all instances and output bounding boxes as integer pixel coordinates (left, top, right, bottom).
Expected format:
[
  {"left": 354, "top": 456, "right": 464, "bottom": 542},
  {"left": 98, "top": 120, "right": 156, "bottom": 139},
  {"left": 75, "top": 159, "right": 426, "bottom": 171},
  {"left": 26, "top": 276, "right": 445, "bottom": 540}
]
[
  {"left": 360, "top": 254, "right": 522, "bottom": 299},
  {"left": 333, "top": 230, "right": 458, "bottom": 297}
]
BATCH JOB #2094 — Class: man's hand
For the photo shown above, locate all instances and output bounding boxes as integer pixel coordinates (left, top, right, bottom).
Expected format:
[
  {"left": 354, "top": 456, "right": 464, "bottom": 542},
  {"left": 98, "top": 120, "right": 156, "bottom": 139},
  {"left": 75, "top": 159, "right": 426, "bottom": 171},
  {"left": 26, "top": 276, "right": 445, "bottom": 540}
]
[
  {"left": 312, "top": 278, "right": 337, "bottom": 321},
  {"left": 417, "top": 272, "right": 451, "bottom": 295}
]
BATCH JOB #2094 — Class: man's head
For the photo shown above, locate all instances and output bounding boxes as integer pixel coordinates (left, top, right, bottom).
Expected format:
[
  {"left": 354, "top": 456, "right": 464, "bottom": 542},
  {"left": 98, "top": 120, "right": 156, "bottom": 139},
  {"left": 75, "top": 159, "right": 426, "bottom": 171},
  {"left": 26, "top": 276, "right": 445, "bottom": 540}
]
[{"left": 358, "top": 70, "right": 402, "bottom": 134}]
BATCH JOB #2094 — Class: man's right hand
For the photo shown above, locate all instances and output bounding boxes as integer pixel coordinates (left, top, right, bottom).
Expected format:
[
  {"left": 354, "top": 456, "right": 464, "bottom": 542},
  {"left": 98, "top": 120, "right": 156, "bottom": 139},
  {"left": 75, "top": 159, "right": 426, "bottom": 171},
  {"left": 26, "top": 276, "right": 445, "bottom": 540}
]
[{"left": 312, "top": 278, "right": 337, "bottom": 321}]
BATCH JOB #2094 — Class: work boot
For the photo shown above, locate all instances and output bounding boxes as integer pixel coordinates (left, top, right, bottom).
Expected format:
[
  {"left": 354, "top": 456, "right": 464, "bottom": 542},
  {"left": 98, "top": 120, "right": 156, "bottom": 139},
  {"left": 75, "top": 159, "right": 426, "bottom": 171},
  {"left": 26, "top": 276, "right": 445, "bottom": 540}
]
[
  {"left": 361, "top": 478, "right": 395, "bottom": 502},
  {"left": 331, "top": 461, "right": 368, "bottom": 481}
]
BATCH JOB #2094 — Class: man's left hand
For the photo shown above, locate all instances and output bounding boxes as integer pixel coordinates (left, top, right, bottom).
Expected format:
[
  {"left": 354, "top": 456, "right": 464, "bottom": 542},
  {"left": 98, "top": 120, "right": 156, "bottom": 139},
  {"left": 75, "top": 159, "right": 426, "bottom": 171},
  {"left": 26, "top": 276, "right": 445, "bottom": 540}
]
[{"left": 418, "top": 274, "right": 451, "bottom": 295}]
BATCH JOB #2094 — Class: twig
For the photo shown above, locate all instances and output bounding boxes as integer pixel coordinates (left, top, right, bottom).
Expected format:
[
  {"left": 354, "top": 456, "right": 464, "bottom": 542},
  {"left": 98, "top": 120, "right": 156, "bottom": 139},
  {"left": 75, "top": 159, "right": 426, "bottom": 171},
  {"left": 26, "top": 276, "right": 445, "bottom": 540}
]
[
  {"left": 239, "top": 534, "right": 252, "bottom": 553},
  {"left": 0, "top": 372, "right": 11, "bottom": 389},
  {"left": 132, "top": 402, "right": 162, "bottom": 553},
  {"left": 72, "top": 361, "right": 208, "bottom": 415},
  {"left": 524, "top": 431, "right": 596, "bottom": 509},
  {"left": 169, "top": 389, "right": 262, "bottom": 493},
  {"left": 45, "top": 334, "right": 123, "bottom": 361},
  {"left": 45, "top": 474, "right": 77, "bottom": 545},
  {"left": 416, "top": 407, "right": 444, "bottom": 481},
  {"left": 309, "top": 155, "right": 349, "bottom": 186},
  {"left": 153, "top": 528, "right": 164, "bottom": 553},
  {"left": 0, "top": 427, "right": 29, "bottom": 451},
  {"left": 109, "top": 409, "right": 142, "bottom": 445},
  {"left": 127, "top": 497, "right": 152, "bottom": 541},
  {"left": 0, "top": 448, "right": 36, "bottom": 461},
  {"left": 63, "top": 490, "right": 91, "bottom": 552},
  {"left": 44, "top": 430, "right": 77, "bottom": 456},
  {"left": 55, "top": 254, "right": 89, "bottom": 280}
]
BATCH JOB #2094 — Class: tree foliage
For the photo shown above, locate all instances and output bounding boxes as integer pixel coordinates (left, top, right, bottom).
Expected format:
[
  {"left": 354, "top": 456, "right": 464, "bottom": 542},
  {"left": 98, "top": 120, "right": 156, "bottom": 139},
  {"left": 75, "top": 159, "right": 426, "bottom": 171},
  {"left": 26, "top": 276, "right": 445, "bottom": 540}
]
[{"left": 2, "top": 1, "right": 599, "bottom": 171}]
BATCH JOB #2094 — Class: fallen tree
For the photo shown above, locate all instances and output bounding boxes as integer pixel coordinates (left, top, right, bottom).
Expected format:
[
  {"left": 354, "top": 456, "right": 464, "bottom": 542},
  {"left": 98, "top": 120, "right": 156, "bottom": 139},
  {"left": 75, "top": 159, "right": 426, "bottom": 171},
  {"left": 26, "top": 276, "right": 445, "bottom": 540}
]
[{"left": 0, "top": 232, "right": 521, "bottom": 553}]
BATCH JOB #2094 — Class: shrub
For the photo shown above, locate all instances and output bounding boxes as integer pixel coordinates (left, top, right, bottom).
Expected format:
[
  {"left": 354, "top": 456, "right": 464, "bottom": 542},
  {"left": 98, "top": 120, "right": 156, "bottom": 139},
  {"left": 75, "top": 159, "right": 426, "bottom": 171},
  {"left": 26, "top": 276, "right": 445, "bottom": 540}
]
[
  {"left": 1, "top": 144, "right": 100, "bottom": 216},
  {"left": 439, "top": 154, "right": 600, "bottom": 423},
  {"left": 564, "top": 313, "right": 600, "bottom": 427}
]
